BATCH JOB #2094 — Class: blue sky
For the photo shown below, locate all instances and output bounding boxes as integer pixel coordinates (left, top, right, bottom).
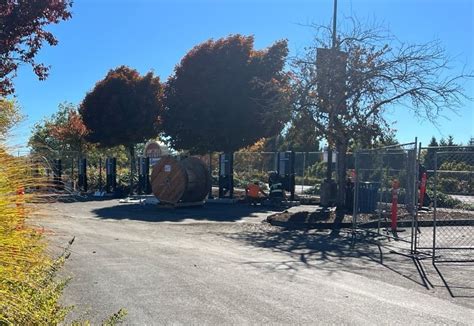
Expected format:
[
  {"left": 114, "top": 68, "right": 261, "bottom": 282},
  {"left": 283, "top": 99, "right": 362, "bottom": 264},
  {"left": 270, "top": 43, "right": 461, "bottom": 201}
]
[{"left": 10, "top": 0, "right": 474, "bottom": 149}]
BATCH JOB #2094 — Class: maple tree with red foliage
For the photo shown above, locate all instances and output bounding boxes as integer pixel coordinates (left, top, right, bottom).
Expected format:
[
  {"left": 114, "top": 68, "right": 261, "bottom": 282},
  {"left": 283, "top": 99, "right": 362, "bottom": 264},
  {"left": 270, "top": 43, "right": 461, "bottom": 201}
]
[
  {"left": 80, "top": 66, "right": 163, "bottom": 190},
  {"left": 163, "top": 34, "right": 291, "bottom": 154},
  {"left": 49, "top": 109, "right": 88, "bottom": 156},
  {"left": 0, "top": 0, "right": 72, "bottom": 95},
  {"left": 80, "top": 66, "right": 163, "bottom": 151}
]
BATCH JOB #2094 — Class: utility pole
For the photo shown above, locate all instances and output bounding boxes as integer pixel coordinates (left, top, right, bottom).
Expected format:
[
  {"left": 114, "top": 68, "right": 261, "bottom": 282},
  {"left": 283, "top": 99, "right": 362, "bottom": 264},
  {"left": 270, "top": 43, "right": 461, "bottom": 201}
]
[
  {"left": 325, "top": 0, "right": 337, "bottom": 184},
  {"left": 332, "top": 0, "right": 337, "bottom": 48},
  {"left": 319, "top": 0, "right": 339, "bottom": 208}
]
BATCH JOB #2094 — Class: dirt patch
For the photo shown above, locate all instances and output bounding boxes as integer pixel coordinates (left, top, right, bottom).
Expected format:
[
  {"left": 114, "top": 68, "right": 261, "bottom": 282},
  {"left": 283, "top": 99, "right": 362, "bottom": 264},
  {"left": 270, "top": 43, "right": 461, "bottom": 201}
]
[
  {"left": 267, "top": 209, "right": 339, "bottom": 225},
  {"left": 267, "top": 206, "right": 474, "bottom": 228},
  {"left": 354, "top": 207, "right": 473, "bottom": 224}
]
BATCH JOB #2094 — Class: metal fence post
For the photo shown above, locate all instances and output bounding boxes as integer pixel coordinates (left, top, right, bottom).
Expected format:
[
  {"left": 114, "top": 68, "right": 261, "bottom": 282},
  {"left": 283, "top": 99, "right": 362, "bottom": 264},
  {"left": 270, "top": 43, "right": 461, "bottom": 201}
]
[
  {"left": 432, "top": 151, "right": 438, "bottom": 264},
  {"left": 302, "top": 152, "right": 306, "bottom": 194},
  {"left": 71, "top": 157, "right": 75, "bottom": 191},
  {"left": 410, "top": 138, "right": 418, "bottom": 254},
  {"left": 414, "top": 142, "right": 422, "bottom": 254},
  {"left": 352, "top": 150, "right": 359, "bottom": 233},
  {"left": 98, "top": 157, "right": 103, "bottom": 192}
]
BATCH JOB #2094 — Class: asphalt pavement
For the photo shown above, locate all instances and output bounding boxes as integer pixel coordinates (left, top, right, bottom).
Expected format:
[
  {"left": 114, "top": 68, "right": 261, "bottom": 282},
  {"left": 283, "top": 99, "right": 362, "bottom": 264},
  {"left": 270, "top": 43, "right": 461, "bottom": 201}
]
[{"left": 38, "top": 199, "right": 473, "bottom": 325}]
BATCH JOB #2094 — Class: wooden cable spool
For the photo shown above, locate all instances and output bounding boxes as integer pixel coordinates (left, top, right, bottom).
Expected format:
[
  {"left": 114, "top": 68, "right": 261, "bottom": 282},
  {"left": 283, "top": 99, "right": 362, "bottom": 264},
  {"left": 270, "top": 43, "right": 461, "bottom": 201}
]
[{"left": 150, "top": 156, "right": 211, "bottom": 204}]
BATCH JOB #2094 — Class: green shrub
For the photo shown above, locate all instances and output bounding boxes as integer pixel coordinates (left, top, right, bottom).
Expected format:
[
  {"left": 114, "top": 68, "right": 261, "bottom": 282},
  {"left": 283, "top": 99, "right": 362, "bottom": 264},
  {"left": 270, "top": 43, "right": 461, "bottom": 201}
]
[
  {"left": 303, "top": 184, "right": 321, "bottom": 195},
  {"left": 454, "top": 202, "right": 474, "bottom": 211},
  {"left": 438, "top": 177, "right": 460, "bottom": 194},
  {"left": 295, "top": 176, "right": 321, "bottom": 186},
  {"left": 426, "top": 189, "right": 462, "bottom": 208},
  {"left": 86, "top": 165, "right": 138, "bottom": 195}
]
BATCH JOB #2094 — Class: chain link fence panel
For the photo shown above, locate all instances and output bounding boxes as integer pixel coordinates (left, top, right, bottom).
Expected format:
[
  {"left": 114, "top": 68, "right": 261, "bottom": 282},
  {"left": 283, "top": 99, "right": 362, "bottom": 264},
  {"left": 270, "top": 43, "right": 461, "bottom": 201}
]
[
  {"left": 352, "top": 142, "right": 417, "bottom": 246},
  {"left": 231, "top": 151, "right": 326, "bottom": 196},
  {"left": 415, "top": 147, "right": 474, "bottom": 262},
  {"left": 432, "top": 150, "right": 474, "bottom": 262},
  {"left": 233, "top": 152, "right": 278, "bottom": 189}
]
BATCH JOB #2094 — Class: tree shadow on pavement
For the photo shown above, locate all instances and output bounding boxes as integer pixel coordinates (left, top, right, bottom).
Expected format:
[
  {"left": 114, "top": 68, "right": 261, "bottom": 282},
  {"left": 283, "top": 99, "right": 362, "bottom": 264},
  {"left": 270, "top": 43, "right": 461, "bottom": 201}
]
[
  {"left": 90, "top": 202, "right": 282, "bottom": 223},
  {"left": 226, "top": 226, "right": 432, "bottom": 289}
]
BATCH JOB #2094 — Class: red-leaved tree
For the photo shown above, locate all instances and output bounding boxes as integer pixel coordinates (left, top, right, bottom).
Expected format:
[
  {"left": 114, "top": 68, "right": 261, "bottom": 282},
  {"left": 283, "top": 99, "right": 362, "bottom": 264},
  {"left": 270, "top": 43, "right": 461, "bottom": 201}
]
[
  {"left": 80, "top": 66, "right": 164, "bottom": 192},
  {"left": 0, "top": 0, "right": 72, "bottom": 95},
  {"left": 49, "top": 109, "right": 89, "bottom": 157},
  {"left": 163, "top": 35, "right": 291, "bottom": 154}
]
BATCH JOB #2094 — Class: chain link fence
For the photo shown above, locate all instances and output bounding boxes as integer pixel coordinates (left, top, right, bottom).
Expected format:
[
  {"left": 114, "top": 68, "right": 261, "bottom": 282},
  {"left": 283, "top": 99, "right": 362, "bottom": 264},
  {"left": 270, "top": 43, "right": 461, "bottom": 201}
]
[
  {"left": 416, "top": 149, "right": 474, "bottom": 262},
  {"left": 8, "top": 151, "right": 74, "bottom": 201},
  {"left": 37, "top": 150, "right": 339, "bottom": 197},
  {"left": 26, "top": 151, "right": 134, "bottom": 194},
  {"left": 352, "top": 142, "right": 418, "bottom": 246},
  {"left": 231, "top": 151, "right": 327, "bottom": 195},
  {"left": 21, "top": 143, "right": 474, "bottom": 263},
  {"left": 433, "top": 150, "right": 474, "bottom": 262},
  {"left": 233, "top": 152, "right": 278, "bottom": 189}
]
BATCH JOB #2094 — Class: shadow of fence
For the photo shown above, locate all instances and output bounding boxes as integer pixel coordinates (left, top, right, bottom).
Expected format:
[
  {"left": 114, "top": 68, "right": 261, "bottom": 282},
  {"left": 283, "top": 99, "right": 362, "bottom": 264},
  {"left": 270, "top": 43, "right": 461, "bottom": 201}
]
[{"left": 225, "top": 227, "right": 434, "bottom": 289}]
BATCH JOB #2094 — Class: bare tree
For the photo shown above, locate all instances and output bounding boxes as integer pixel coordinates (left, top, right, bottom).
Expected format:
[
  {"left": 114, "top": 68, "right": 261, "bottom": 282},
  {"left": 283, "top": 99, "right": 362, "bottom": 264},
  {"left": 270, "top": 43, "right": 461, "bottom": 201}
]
[{"left": 292, "top": 19, "right": 473, "bottom": 212}]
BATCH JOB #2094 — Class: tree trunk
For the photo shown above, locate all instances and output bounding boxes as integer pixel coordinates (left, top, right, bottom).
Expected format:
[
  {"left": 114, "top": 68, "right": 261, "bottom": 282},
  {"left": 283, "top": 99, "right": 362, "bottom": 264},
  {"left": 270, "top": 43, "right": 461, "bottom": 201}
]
[
  {"left": 331, "top": 139, "right": 348, "bottom": 236},
  {"left": 128, "top": 145, "right": 135, "bottom": 195},
  {"left": 336, "top": 140, "right": 348, "bottom": 210},
  {"left": 208, "top": 152, "right": 213, "bottom": 199}
]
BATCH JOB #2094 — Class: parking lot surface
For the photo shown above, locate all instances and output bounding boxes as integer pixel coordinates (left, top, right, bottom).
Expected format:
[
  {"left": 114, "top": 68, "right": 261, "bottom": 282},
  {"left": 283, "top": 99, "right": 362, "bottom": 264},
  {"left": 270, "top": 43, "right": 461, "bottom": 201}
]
[{"left": 39, "top": 199, "right": 473, "bottom": 324}]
